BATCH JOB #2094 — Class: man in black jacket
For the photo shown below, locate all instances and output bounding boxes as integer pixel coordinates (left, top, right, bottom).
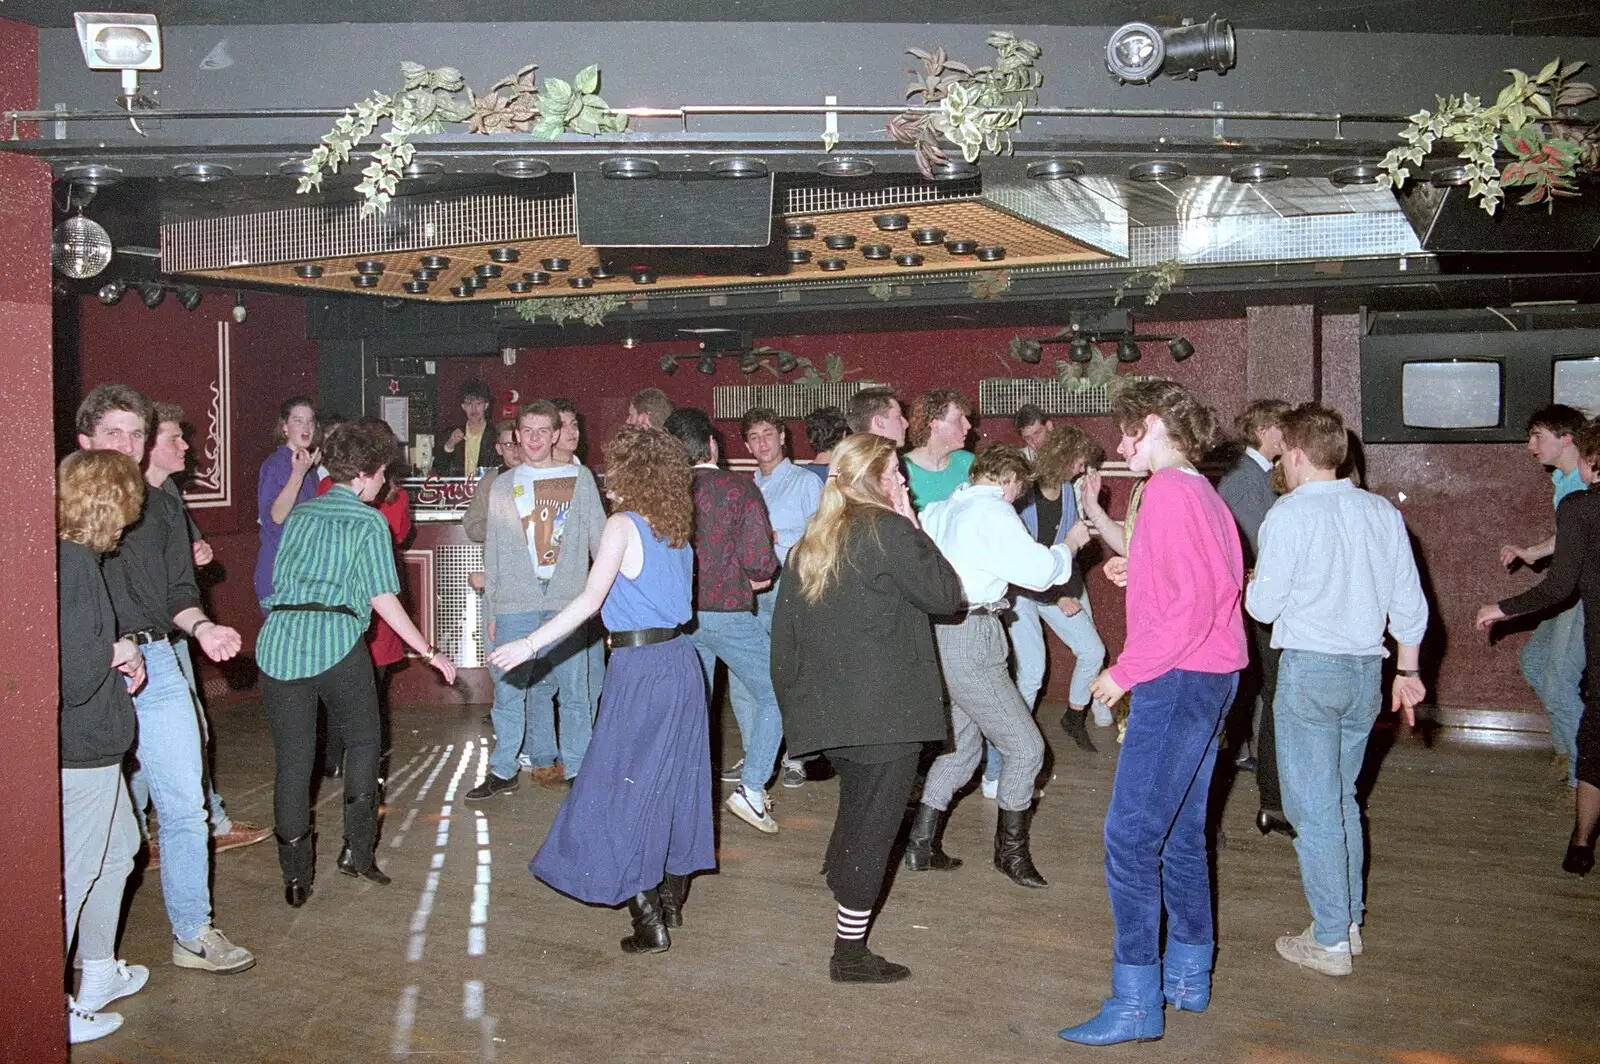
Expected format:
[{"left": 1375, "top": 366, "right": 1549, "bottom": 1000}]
[
  {"left": 77, "top": 384, "right": 255, "bottom": 975},
  {"left": 437, "top": 377, "right": 493, "bottom": 476}
]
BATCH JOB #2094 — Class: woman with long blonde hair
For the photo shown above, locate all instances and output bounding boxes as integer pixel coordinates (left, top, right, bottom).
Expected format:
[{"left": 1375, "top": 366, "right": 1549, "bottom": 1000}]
[{"left": 771, "top": 432, "right": 963, "bottom": 983}]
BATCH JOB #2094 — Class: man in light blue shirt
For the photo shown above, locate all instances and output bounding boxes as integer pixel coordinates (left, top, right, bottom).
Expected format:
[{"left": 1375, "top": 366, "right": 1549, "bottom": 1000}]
[
  {"left": 1498, "top": 404, "right": 1589, "bottom": 789},
  {"left": 742, "top": 407, "right": 822, "bottom": 788},
  {"left": 1246, "top": 403, "right": 1427, "bottom": 979}
]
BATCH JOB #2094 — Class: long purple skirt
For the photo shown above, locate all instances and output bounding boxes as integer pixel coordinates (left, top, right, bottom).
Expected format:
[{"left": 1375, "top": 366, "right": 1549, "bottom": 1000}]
[{"left": 529, "top": 635, "right": 716, "bottom": 905}]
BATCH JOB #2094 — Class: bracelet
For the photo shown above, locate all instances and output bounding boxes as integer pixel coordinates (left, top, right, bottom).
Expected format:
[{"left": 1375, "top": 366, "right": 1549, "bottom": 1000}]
[
  {"left": 1396, "top": 669, "right": 1420, "bottom": 678},
  {"left": 191, "top": 619, "right": 213, "bottom": 637},
  {"left": 422, "top": 646, "right": 439, "bottom": 659}
]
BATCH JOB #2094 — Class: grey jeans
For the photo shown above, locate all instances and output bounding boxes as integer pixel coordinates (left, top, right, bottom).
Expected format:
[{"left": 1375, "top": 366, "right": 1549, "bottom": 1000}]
[
  {"left": 921, "top": 613, "right": 1046, "bottom": 812},
  {"left": 62, "top": 764, "right": 138, "bottom": 962}
]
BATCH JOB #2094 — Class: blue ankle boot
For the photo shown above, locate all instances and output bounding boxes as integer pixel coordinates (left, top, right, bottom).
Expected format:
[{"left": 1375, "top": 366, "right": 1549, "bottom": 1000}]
[
  {"left": 1058, "top": 962, "right": 1165, "bottom": 1045},
  {"left": 1162, "top": 940, "right": 1214, "bottom": 1012}
]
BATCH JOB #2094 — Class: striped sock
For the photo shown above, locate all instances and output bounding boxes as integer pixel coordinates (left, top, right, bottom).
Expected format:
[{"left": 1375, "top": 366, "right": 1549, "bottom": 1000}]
[{"left": 835, "top": 905, "right": 873, "bottom": 941}]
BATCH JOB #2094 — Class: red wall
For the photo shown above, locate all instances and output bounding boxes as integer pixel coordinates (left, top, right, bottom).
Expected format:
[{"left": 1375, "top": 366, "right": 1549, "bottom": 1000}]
[{"left": 74, "top": 291, "right": 318, "bottom": 687}]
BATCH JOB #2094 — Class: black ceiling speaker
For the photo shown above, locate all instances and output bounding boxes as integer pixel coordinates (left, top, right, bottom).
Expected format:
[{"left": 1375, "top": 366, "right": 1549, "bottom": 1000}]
[
  {"left": 1397, "top": 179, "right": 1600, "bottom": 253},
  {"left": 574, "top": 170, "right": 775, "bottom": 248}
]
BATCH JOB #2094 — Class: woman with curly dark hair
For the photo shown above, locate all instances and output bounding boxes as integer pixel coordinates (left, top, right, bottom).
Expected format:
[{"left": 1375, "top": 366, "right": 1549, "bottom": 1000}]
[{"left": 489, "top": 425, "right": 713, "bottom": 955}]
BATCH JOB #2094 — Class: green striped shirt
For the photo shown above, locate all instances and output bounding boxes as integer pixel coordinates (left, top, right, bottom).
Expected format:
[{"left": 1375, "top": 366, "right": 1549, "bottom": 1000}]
[{"left": 257, "top": 485, "right": 401, "bottom": 681}]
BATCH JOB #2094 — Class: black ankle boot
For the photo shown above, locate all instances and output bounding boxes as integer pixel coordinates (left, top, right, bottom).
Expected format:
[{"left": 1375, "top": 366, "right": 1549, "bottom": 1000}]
[
  {"left": 621, "top": 890, "right": 670, "bottom": 954},
  {"left": 659, "top": 873, "right": 688, "bottom": 929},
  {"left": 275, "top": 829, "right": 315, "bottom": 908},
  {"left": 994, "top": 807, "right": 1048, "bottom": 888},
  {"left": 829, "top": 938, "right": 911, "bottom": 983},
  {"left": 904, "top": 803, "right": 963, "bottom": 871},
  {"left": 1563, "top": 841, "right": 1595, "bottom": 876},
  {"left": 336, "top": 842, "right": 393, "bottom": 885},
  {"left": 1256, "top": 808, "right": 1297, "bottom": 838},
  {"left": 1060, "top": 708, "right": 1098, "bottom": 753}
]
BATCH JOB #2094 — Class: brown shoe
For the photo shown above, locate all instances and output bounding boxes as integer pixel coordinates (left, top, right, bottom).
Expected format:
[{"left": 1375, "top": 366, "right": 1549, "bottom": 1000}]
[
  {"left": 145, "top": 840, "right": 160, "bottom": 871},
  {"left": 530, "top": 763, "right": 566, "bottom": 789},
  {"left": 214, "top": 822, "right": 274, "bottom": 854}
]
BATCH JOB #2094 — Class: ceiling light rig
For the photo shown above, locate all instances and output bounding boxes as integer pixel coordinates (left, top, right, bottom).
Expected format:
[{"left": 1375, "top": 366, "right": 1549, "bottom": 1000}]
[
  {"left": 1022, "top": 313, "right": 1195, "bottom": 366},
  {"left": 1106, "top": 14, "right": 1236, "bottom": 85}
]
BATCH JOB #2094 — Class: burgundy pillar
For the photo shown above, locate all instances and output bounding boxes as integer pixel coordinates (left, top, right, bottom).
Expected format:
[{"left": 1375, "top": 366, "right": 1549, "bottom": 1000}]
[
  {"left": 1246, "top": 304, "right": 1319, "bottom": 404},
  {"left": 0, "top": 16, "right": 68, "bottom": 1061}
]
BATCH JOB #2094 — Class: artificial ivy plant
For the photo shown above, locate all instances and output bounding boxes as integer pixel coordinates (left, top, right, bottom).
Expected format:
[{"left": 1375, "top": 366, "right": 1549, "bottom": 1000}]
[{"left": 887, "top": 31, "right": 1043, "bottom": 179}]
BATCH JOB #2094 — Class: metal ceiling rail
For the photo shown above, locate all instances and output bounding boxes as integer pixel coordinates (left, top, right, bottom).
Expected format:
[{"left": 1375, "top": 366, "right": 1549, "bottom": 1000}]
[{"left": 5, "top": 102, "right": 1412, "bottom": 140}]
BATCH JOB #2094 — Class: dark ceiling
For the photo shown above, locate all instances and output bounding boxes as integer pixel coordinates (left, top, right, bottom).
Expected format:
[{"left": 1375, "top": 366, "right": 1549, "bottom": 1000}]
[{"left": 6, "top": 0, "right": 1599, "bottom": 35}]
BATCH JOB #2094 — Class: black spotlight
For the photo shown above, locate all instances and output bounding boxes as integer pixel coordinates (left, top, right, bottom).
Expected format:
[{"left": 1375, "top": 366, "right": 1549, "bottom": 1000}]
[
  {"left": 1116, "top": 337, "right": 1142, "bottom": 363},
  {"left": 697, "top": 354, "right": 718, "bottom": 376},
  {"left": 775, "top": 350, "right": 798, "bottom": 373},
  {"left": 97, "top": 280, "right": 126, "bottom": 305},
  {"left": 658, "top": 354, "right": 679, "bottom": 376},
  {"left": 176, "top": 285, "right": 203, "bottom": 311},
  {"left": 740, "top": 351, "right": 760, "bottom": 374},
  {"left": 1168, "top": 336, "right": 1195, "bottom": 362},
  {"left": 1016, "top": 339, "right": 1043, "bottom": 365},
  {"left": 137, "top": 281, "right": 165, "bottom": 309},
  {"left": 1107, "top": 15, "right": 1235, "bottom": 84},
  {"left": 1069, "top": 336, "right": 1095, "bottom": 363}
]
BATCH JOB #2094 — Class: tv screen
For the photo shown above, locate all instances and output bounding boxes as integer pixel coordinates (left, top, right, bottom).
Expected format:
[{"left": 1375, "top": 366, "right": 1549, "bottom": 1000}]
[
  {"left": 1401, "top": 360, "right": 1502, "bottom": 429},
  {"left": 1553, "top": 357, "right": 1600, "bottom": 416}
]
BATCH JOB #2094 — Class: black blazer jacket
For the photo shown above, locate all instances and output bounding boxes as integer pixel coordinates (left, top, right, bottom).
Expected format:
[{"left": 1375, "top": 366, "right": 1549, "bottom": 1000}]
[{"left": 771, "top": 510, "right": 963, "bottom": 757}]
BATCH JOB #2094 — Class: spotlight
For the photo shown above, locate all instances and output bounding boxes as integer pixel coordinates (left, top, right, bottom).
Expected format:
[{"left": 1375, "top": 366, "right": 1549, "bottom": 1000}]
[
  {"left": 231, "top": 292, "right": 247, "bottom": 324},
  {"left": 1168, "top": 336, "right": 1195, "bottom": 362},
  {"left": 97, "top": 279, "right": 126, "bottom": 305},
  {"left": 658, "top": 354, "right": 678, "bottom": 376},
  {"left": 74, "top": 13, "right": 162, "bottom": 106},
  {"left": 1116, "top": 337, "right": 1142, "bottom": 364},
  {"left": 740, "top": 352, "right": 760, "bottom": 375},
  {"left": 1069, "top": 336, "right": 1095, "bottom": 363},
  {"left": 697, "top": 354, "right": 718, "bottom": 376},
  {"left": 51, "top": 215, "right": 113, "bottom": 279},
  {"left": 1106, "top": 15, "right": 1235, "bottom": 84},
  {"left": 775, "top": 350, "right": 798, "bottom": 373},
  {"left": 176, "top": 285, "right": 202, "bottom": 311},
  {"left": 137, "top": 281, "right": 165, "bottom": 308},
  {"left": 1017, "top": 339, "right": 1043, "bottom": 364}
]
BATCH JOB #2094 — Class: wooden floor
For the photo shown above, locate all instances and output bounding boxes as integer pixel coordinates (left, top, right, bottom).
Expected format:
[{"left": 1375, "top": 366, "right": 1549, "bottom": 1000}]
[{"left": 73, "top": 699, "right": 1598, "bottom": 1063}]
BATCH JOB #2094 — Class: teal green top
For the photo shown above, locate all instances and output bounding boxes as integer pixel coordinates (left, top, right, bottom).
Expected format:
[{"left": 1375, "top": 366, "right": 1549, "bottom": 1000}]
[
  {"left": 1552, "top": 465, "right": 1587, "bottom": 509},
  {"left": 257, "top": 485, "right": 400, "bottom": 681},
  {"left": 905, "top": 449, "right": 974, "bottom": 512}
]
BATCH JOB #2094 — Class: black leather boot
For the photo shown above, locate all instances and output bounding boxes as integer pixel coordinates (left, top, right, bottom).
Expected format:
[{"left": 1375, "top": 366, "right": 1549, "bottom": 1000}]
[
  {"left": 994, "top": 807, "right": 1049, "bottom": 888},
  {"left": 621, "top": 890, "right": 670, "bottom": 954},
  {"left": 659, "top": 873, "right": 688, "bottom": 929},
  {"left": 275, "top": 829, "right": 315, "bottom": 908},
  {"left": 337, "top": 791, "right": 391, "bottom": 885},
  {"left": 1060, "top": 708, "right": 1098, "bottom": 752},
  {"left": 829, "top": 938, "right": 911, "bottom": 983},
  {"left": 903, "top": 803, "right": 963, "bottom": 871}
]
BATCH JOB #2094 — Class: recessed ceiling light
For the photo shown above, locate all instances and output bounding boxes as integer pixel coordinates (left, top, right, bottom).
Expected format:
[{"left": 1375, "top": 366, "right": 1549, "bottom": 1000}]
[
  {"left": 1230, "top": 162, "right": 1289, "bottom": 184},
  {"left": 817, "top": 156, "right": 875, "bottom": 178},
  {"left": 1027, "top": 159, "right": 1085, "bottom": 180},
  {"left": 600, "top": 157, "right": 659, "bottom": 179},
  {"left": 400, "top": 160, "right": 444, "bottom": 182},
  {"left": 1129, "top": 160, "right": 1188, "bottom": 183},
  {"left": 493, "top": 158, "right": 552, "bottom": 179},
  {"left": 929, "top": 160, "right": 980, "bottom": 181},
  {"left": 60, "top": 163, "right": 122, "bottom": 188},
  {"left": 278, "top": 159, "right": 317, "bottom": 178},
  {"left": 710, "top": 157, "right": 768, "bottom": 178},
  {"left": 1329, "top": 163, "right": 1382, "bottom": 186},
  {"left": 294, "top": 264, "right": 324, "bottom": 279},
  {"left": 1429, "top": 165, "right": 1472, "bottom": 187},
  {"left": 172, "top": 162, "right": 232, "bottom": 183}
]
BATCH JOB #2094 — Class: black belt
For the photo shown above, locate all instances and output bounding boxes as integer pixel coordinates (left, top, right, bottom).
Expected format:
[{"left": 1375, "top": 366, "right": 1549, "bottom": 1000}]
[
  {"left": 125, "top": 627, "right": 176, "bottom": 645},
  {"left": 270, "top": 602, "right": 360, "bottom": 618},
  {"left": 965, "top": 601, "right": 1011, "bottom": 617},
  {"left": 606, "top": 626, "right": 681, "bottom": 649}
]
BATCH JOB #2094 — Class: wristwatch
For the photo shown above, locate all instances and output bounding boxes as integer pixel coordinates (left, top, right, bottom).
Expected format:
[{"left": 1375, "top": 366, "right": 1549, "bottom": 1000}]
[{"left": 1395, "top": 669, "right": 1420, "bottom": 678}]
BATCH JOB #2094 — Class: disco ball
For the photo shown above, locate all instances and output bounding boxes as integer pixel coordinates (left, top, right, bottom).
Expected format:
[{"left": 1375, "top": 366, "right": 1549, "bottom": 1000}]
[{"left": 51, "top": 216, "right": 113, "bottom": 279}]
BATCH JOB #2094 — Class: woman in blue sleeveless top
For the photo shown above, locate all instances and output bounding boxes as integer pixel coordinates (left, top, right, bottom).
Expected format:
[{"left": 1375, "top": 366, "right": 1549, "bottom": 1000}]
[{"left": 487, "top": 426, "right": 712, "bottom": 953}]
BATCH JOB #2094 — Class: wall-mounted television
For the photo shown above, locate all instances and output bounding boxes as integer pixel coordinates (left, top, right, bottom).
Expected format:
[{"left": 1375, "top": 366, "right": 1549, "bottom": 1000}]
[{"left": 1362, "top": 321, "right": 1600, "bottom": 443}]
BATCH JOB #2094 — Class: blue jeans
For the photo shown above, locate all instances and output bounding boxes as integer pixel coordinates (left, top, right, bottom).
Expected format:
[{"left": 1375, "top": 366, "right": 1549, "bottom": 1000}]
[
  {"left": 1274, "top": 650, "right": 1383, "bottom": 946},
  {"left": 1520, "top": 601, "right": 1585, "bottom": 787},
  {"left": 131, "top": 640, "right": 213, "bottom": 940},
  {"left": 1103, "top": 668, "right": 1236, "bottom": 965},
  {"left": 989, "top": 594, "right": 1110, "bottom": 781},
  {"left": 131, "top": 639, "right": 231, "bottom": 837},
  {"left": 488, "top": 610, "right": 600, "bottom": 780},
  {"left": 691, "top": 609, "right": 784, "bottom": 793}
]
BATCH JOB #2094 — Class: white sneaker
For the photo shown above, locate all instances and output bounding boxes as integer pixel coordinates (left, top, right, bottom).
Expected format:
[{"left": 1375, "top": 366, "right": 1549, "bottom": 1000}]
[
  {"left": 67, "top": 997, "right": 123, "bottom": 1044},
  {"left": 981, "top": 776, "right": 998, "bottom": 800},
  {"left": 76, "top": 959, "right": 149, "bottom": 1012},
  {"left": 1275, "top": 925, "right": 1352, "bottom": 976},
  {"left": 172, "top": 926, "right": 256, "bottom": 974},
  {"left": 724, "top": 786, "right": 778, "bottom": 835},
  {"left": 1349, "top": 922, "right": 1363, "bottom": 956},
  {"left": 1090, "top": 703, "right": 1114, "bottom": 727}
]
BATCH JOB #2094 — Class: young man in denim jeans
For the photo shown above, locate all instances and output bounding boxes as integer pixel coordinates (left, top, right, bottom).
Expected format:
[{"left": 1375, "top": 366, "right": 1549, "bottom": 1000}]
[
  {"left": 1499, "top": 404, "right": 1589, "bottom": 790},
  {"left": 1246, "top": 403, "right": 1427, "bottom": 976}
]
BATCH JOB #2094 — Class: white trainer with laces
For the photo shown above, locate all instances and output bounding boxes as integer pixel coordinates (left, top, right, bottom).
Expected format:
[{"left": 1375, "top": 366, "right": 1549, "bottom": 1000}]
[
  {"left": 172, "top": 926, "right": 255, "bottom": 974},
  {"left": 981, "top": 776, "right": 998, "bottom": 800},
  {"left": 1349, "top": 922, "right": 1364, "bottom": 956},
  {"left": 724, "top": 785, "right": 778, "bottom": 834},
  {"left": 1275, "top": 925, "right": 1352, "bottom": 976},
  {"left": 67, "top": 997, "right": 123, "bottom": 1044},
  {"left": 76, "top": 959, "right": 149, "bottom": 1012}
]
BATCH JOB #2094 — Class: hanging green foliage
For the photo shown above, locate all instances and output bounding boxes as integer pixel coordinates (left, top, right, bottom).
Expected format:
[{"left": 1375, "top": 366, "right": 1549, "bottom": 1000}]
[
  {"left": 887, "top": 31, "right": 1042, "bottom": 178},
  {"left": 507, "top": 294, "right": 629, "bottom": 328}
]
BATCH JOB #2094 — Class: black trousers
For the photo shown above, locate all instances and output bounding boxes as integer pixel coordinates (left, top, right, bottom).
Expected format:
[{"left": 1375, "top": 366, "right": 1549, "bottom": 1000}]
[
  {"left": 822, "top": 745, "right": 921, "bottom": 912},
  {"left": 1251, "top": 621, "right": 1283, "bottom": 812},
  {"left": 261, "top": 642, "right": 382, "bottom": 849}
]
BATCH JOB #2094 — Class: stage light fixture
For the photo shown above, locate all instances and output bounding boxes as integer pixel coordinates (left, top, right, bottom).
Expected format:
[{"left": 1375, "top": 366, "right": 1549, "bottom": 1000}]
[
  {"left": 740, "top": 352, "right": 760, "bottom": 374},
  {"left": 1069, "top": 336, "right": 1095, "bottom": 363},
  {"left": 697, "top": 354, "right": 719, "bottom": 376},
  {"left": 1116, "top": 337, "right": 1142, "bottom": 363},
  {"left": 1016, "top": 339, "right": 1043, "bottom": 365},
  {"left": 1168, "top": 336, "right": 1195, "bottom": 362},
  {"left": 658, "top": 354, "right": 678, "bottom": 376},
  {"left": 775, "top": 350, "right": 799, "bottom": 373},
  {"left": 137, "top": 281, "right": 165, "bottom": 308},
  {"left": 75, "top": 13, "right": 162, "bottom": 107},
  {"left": 1106, "top": 15, "right": 1235, "bottom": 84},
  {"left": 97, "top": 279, "right": 126, "bottom": 304},
  {"left": 176, "top": 285, "right": 203, "bottom": 311},
  {"left": 232, "top": 292, "right": 247, "bottom": 324}
]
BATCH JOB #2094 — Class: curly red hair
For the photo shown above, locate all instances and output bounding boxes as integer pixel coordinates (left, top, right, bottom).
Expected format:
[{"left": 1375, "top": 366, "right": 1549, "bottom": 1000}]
[{"left": 603, "top": 426, "right": 694, "bottom": 547}]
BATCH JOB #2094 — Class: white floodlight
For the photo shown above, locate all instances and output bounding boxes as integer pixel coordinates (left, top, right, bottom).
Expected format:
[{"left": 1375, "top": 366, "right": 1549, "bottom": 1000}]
[{"left": 75, "top": 13, "right": 162, "bottom": 102}]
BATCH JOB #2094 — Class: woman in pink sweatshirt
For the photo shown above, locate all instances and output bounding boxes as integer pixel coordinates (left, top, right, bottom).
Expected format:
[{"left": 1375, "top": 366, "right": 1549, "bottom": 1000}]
[{"left": 1059, "top": 380, "right": 1247, "bottom": 1047}]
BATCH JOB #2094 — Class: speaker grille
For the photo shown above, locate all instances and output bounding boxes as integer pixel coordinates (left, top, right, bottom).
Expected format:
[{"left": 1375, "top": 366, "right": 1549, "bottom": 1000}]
[{"left": 713, "top": 380, "right": 880, "bottom": 420}]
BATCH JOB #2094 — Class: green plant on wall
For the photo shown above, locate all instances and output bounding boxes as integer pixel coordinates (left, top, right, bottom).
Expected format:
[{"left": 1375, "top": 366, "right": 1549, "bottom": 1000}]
[
  {"left": 968, "top": 271, "right": 1011, "bottom": 300},
  {"left": 887, "top": 31, "right": 1042, "bottom": 179},
  {"left": 1378, "top": 59, "right": 1597, "bottom": 214},
  {"left": 297, "top": 61, "right": 628, "bottom": 216},
  {"left": 507, "top": 294, "right": 629, "bottom": 327},
  {"left": 1113, "top": 258, "right": 1186, "bottom": 307}
]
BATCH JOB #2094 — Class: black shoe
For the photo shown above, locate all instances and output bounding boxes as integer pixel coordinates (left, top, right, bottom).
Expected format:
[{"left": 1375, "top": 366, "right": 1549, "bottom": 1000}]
[
  {"left": 336, "top": 843, "right": 393, "bottom": 885},
  {"left": 994, "top": 807, "right": 1048, "bottom": 888},
  {"left": 464, "top": 773, "right": 519, "bottom": 801},
  {"left": 1563, "top": 842, "right": 1595, "bottom": 876},
  {"left": 1060, "top": 708, "right": 1098, "bottom": 753},
  {"left": 323, "top": 761, "right": 344, "bottom": 779},
  {"left": 621, "top": 890, "right": 670, "bottom": 954},
  {"left": 659, "top": 873, "right": 688, "bottom": 929},
  {"left": 1234, "top": 755, "right": 1258, "bottom": 774},
  {"left": 904, "top": 803, "right": 962, "bottom": 871},
  {"left": 830, "top": 940, "right": 911, "bottom": 983},
  {"left": 275, "top": 829, "right": 315, "bottom": 908},
  {"left": 1256, "top": 809, "right": 1296, "bottom": 838}
]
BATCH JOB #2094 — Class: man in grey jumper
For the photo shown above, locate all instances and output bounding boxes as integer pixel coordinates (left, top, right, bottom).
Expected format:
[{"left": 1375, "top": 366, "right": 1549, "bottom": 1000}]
[{"left": 468, "top": 401, "right": 607, "bottom": 799}]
